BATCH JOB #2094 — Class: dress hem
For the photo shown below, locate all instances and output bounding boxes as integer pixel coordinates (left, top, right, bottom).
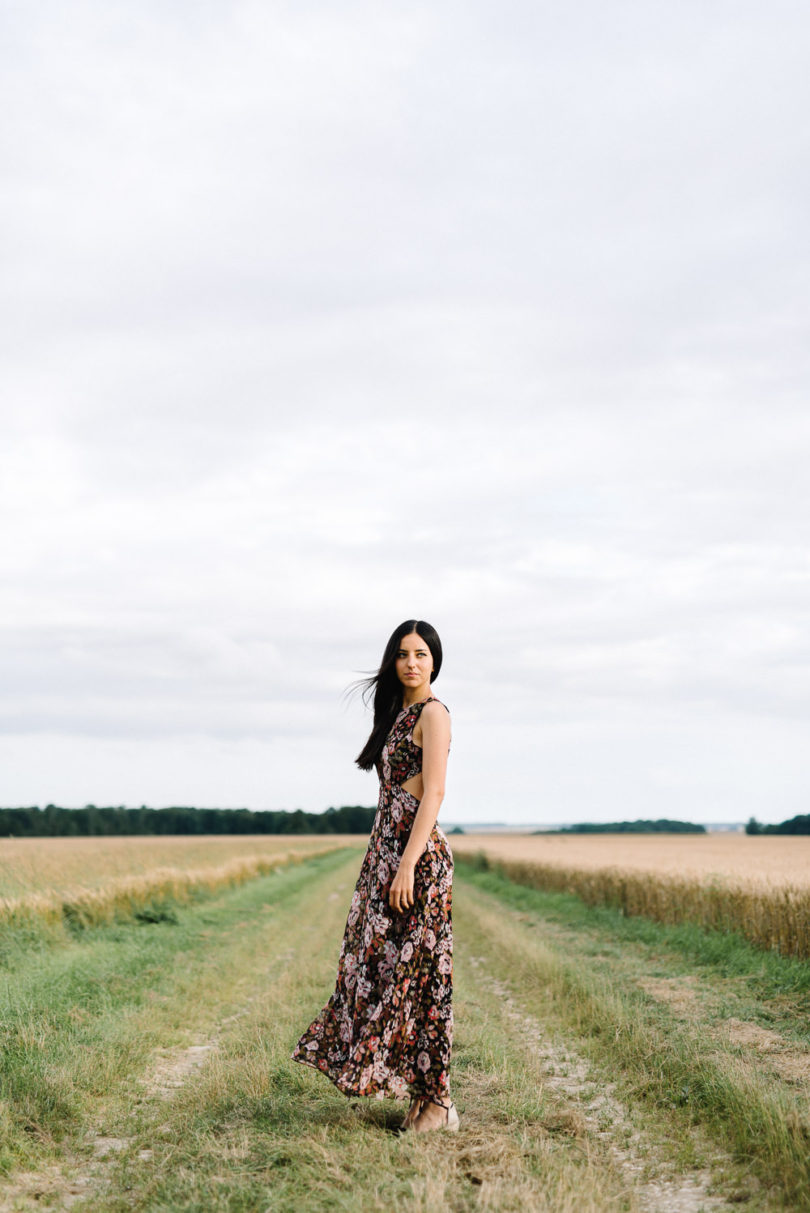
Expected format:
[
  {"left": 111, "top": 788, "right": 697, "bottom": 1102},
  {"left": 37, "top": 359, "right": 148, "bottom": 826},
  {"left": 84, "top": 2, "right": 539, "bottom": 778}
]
[{"left": 291, "top": 1050, "right": 448, "bottom": 1103}]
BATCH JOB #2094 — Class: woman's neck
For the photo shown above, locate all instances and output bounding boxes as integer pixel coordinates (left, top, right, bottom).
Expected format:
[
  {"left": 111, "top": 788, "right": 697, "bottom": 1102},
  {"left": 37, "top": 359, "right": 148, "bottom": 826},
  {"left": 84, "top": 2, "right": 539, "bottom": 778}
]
[{"left": 401, "top": 680, "right": 432, "bottom": 709}]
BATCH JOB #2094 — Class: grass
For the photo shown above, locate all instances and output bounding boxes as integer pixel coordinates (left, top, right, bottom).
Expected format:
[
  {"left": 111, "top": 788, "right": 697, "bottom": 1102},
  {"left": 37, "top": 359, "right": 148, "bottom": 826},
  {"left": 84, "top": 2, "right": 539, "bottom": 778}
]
[
  {"left": 0, "top": 849, "right": 356, "bottom": 1173},
  {"left": 0, "top": 849, "right": 646, "bottom": 1212},
  {"left": 3, "top": 844, "right": 809, "bottom": 1209},
  {"left": 91, "top": 956, "right": 628, "bottom": 1212},
  {"left": 457, "top": 858, "right": 810, "bottom": 1208}
]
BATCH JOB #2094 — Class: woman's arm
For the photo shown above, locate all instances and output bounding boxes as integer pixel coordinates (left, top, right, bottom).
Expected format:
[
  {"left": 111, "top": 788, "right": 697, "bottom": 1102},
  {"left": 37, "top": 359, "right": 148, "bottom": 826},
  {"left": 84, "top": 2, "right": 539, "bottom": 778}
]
[{"left": 388, "top": 702, "right": 451, "bottom": 913}]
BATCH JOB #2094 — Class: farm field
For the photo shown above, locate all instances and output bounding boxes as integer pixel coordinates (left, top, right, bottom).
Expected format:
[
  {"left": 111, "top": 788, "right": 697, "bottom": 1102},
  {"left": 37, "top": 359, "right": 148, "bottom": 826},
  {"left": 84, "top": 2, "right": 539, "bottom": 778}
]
[
  {"left": 1, "top": 840, "right": 809, "bottom": 1210},
  {"left": 0, "top": 834, "right": 352, "bottom": 898},
  {"left": 452, "top": 833, "right": 810, "bottom": 960},
  {"left": 451, "top": 832, "right": 810, "bottom": 886}
]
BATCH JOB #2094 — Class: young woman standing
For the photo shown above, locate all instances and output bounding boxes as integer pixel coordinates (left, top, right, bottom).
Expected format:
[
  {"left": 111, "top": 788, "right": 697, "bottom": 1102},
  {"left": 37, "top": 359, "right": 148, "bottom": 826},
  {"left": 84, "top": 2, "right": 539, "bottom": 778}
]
[{"left": 292, "top": 619, "right": 456, "bottom": 1132}]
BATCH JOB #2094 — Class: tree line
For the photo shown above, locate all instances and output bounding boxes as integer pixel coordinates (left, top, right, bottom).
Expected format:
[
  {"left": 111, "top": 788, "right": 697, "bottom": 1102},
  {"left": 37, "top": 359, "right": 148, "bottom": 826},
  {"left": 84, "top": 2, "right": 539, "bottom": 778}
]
[
  {"left": 0, "top": 804, "right": 377, "bottom": 837},
  {"left": 745, "top": 814, "right": 810, "bottom": 835},
  {"left": 548, "top": 818, "right": 706, "bottom": 834}
]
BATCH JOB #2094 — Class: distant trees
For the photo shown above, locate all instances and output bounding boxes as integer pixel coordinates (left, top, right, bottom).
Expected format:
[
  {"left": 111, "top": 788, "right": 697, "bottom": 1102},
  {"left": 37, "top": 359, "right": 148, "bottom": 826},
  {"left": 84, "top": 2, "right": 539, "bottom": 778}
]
[
  {"left": 746, "top": 814, "right": 810, "bottom": 836},
  {"left": 553, "top": 819, "right": 706, "bottom": 834},
  {"left": 0, "top": 804, "right": 376, "bottom": 837}
]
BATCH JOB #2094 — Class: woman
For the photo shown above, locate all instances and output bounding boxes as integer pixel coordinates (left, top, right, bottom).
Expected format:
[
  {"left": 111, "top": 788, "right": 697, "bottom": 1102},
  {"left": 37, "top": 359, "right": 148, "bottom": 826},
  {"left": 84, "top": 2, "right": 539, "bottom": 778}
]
[{"left": 292, "top": 619, "right": 457, "bottom": 1132}]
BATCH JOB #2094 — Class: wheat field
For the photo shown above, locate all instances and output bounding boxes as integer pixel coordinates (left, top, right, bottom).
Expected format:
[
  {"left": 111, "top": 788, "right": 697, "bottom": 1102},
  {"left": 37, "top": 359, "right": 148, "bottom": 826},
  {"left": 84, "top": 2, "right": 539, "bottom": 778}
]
[
  {"left": 0, "top": 833, "right": 352, "bottom": 898},
  {"left": 451, "top": 831, "right": 810, "bottom": 885},
  {"left": 452, "top": 832, "right": 810, "bottom": 958},
  {"left": 0, "top": 835, "right": 359, "bottom": 943}
]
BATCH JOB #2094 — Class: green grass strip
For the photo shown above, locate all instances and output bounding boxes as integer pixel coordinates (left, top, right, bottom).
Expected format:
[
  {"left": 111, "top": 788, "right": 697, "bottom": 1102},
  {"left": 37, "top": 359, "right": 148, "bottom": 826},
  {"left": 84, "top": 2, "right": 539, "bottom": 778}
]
[{"left": 458, "top": 865, "right": 810, "bottom": 1208}]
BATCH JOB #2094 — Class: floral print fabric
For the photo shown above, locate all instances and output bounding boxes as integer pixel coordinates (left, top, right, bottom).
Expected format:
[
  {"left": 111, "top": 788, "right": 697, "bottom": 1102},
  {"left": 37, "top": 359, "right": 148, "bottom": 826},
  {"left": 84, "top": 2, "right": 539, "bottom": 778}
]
[{"left": 292, "top": 697, "right": 453, "bottom": 1101}]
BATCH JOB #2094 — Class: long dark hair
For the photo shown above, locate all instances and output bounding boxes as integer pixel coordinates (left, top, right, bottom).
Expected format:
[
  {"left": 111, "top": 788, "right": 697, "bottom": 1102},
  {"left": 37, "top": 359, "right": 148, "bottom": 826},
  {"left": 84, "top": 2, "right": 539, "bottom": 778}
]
[{"left": 354, "top": 620, "right": 443, "bottom": 771}]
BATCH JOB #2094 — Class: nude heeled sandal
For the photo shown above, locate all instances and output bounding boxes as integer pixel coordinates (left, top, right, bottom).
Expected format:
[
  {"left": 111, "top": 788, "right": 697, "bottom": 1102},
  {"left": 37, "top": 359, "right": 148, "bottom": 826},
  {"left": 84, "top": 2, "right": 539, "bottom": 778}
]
[{"left": 423, "top": 1096, "right": 460, "bottom": 1132}]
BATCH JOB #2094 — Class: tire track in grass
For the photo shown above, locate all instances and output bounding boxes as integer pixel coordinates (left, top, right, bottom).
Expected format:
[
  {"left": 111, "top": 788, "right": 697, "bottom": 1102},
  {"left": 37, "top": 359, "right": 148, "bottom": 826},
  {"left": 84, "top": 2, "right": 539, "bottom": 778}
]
[
  {"left": 0, "top": 850, "right": 361, "bottom": 1213},
  {"left": 457, "top": 864, "right": 810, "bottom": 1208},
  {"left": 464, "top": 955, "right": 730, "bottom": 1213},
  {"left": 454, "top": 877, "right": 765, "bottom": 1213}
]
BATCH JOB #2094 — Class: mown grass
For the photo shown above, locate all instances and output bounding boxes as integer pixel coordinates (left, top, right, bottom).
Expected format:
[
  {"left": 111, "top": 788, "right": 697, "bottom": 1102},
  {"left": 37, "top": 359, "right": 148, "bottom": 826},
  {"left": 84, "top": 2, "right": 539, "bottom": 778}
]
[{"left": 457, "top": 859, "right": 810, "bottom": 1209}]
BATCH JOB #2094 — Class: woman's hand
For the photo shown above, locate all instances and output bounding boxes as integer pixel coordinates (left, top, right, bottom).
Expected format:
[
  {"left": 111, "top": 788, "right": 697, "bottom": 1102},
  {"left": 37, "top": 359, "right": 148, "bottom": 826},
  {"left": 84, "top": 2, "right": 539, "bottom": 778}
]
[{"left": 389, "top": 858, "right": 415, "bottom": 913}]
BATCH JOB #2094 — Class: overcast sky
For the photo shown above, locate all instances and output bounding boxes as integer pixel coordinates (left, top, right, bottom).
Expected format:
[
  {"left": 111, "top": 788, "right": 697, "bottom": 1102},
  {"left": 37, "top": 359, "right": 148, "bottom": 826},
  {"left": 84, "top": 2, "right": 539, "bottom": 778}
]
[{"left": 2, "top": 1, "right": 809, "bottom": 825}]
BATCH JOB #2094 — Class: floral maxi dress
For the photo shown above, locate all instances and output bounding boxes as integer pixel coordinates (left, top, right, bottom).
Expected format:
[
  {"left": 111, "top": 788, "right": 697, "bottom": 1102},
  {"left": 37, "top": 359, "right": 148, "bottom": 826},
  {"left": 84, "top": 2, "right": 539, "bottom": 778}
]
[{"left": 292, "top": 697, "right": 453, "bottom": 1102}]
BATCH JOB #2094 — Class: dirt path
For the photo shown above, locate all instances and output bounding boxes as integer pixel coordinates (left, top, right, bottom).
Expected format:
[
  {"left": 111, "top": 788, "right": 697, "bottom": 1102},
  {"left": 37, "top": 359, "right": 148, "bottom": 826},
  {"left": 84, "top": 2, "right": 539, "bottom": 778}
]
[{"left": 467, "top": 955, "right": 733, "bottom": 1213}]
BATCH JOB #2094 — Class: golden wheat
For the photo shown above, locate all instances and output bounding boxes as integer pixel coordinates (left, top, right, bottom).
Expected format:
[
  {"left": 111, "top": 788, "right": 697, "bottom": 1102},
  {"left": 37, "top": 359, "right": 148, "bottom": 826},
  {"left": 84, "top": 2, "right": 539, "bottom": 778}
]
[
  {"left": 0, "top": 848, "right": 350, "bottom": 939},
  {"left": 451, "top": 832, "right": 810, "bottom": 886},
  {"left": 452, "top": 834, "right": 810, "bottom": 959},
  {"left": 0, "top": 833, "right": 354, "bottom": 898}
]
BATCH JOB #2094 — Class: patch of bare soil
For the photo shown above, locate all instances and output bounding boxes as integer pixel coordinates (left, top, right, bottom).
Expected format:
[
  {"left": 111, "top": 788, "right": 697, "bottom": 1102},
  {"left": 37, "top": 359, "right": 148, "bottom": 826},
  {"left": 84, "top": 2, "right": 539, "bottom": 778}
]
[
  {"left": 637, "top": 977, "right": 810, "bottom": 1085},
  {"left": 468, "top": 955, "right": 743, "bottom": 1213},
  {"left": 141, "top": 1039, "right": 216, "bottom": 1098},
  {"left": 0, "top": 1037, "right": 222, "bottom": 1213},
  {"left": 638, "top": 976, "right": 700, "bottom": 1017},
  {"left": 0, "top": 1167, "right": 90, "bottom": 1212},
  {"left": 719, "top": 1018, "right": 810, "bottom": 1084}
]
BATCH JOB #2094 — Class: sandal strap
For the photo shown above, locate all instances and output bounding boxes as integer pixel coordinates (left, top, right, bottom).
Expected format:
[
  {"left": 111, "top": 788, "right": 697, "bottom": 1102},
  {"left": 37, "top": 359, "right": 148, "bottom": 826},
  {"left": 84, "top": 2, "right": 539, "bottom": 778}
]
[{"left": 426, "top": 1095, "right": 452, "bottom": 1110}]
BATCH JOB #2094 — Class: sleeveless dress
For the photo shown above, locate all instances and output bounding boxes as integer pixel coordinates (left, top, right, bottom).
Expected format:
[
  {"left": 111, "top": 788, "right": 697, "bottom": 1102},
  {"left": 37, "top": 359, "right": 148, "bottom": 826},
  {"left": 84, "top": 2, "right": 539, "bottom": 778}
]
[{"left": 292, "top": 697, "right": 454, "bottom": 1102}]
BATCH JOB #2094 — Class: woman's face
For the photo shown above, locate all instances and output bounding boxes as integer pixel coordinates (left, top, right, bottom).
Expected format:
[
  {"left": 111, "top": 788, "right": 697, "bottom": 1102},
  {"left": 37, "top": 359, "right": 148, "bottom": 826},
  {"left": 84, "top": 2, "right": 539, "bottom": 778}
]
[{"left": 395, "top": 632, "right": 433, "bottom": 691}]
